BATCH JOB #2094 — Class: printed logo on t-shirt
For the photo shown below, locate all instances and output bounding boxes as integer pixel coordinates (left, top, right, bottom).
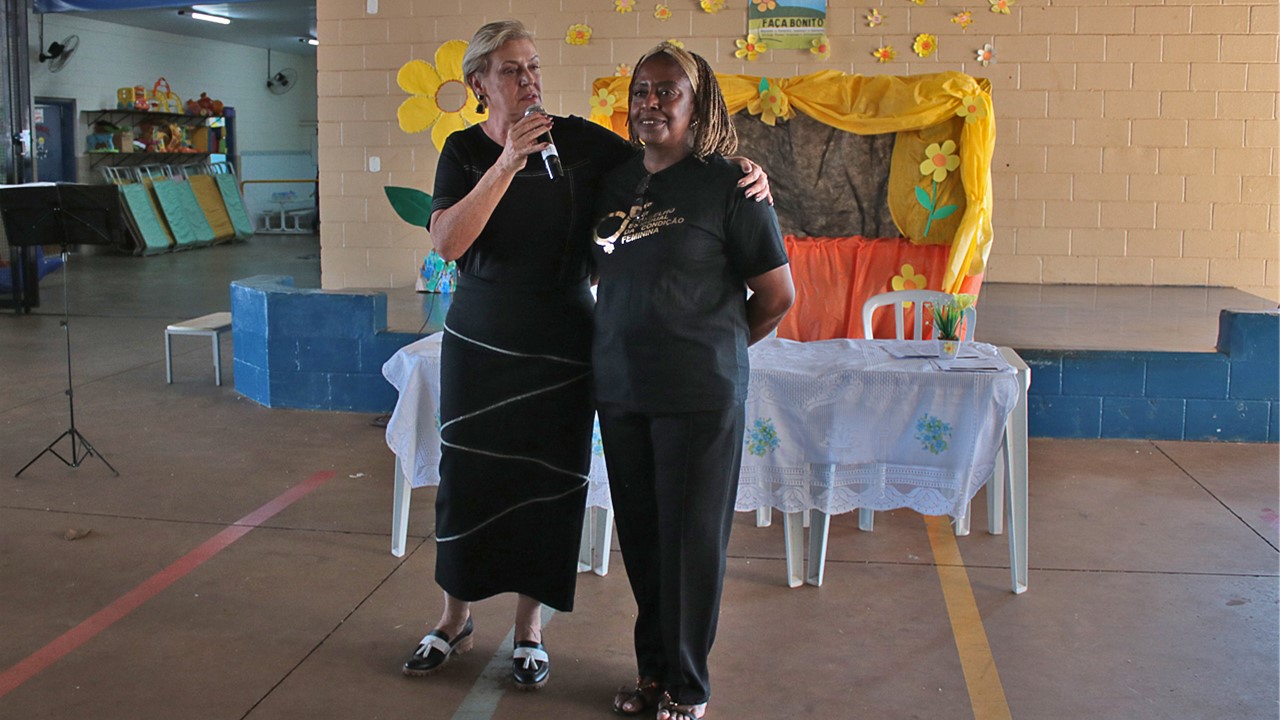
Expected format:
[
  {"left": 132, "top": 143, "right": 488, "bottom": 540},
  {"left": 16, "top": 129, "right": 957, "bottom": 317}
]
[{"left": 594, "top": 201, "right": 685, "bottom": 255}]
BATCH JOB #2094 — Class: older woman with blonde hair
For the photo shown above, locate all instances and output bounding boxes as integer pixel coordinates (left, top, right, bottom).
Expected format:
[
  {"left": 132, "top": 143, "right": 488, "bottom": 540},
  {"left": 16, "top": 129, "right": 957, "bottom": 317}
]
[
  {"left": 591, "top": 42, "right": 794, "bottom": 720},
  {"left": 401, "top": 21, "right": 771, "bottom": 692}
]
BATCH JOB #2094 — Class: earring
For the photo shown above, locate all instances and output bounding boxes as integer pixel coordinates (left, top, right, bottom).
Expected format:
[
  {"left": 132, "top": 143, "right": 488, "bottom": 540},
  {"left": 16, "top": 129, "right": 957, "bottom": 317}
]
[{"left": 475, "top": 94, "right": 486, "bottom": 113}]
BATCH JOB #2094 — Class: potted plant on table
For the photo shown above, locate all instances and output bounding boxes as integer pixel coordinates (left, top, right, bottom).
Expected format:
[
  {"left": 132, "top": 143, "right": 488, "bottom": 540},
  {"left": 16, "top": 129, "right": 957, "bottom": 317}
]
[{"left": 931, "top": 293, "right": 976, "bottom": 359}]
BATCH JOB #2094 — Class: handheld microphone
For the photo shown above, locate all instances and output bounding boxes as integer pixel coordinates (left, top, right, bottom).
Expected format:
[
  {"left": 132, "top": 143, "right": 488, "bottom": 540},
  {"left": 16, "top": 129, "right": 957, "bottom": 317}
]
[{"left": 523, "top": 104, "right": 562, "bottom": 180}]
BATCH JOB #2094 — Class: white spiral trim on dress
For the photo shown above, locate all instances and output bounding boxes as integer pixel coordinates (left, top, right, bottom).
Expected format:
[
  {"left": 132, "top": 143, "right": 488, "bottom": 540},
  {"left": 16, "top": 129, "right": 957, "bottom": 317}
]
[{"left": 436, "top": 323, "right": 591, "bottom": 545}]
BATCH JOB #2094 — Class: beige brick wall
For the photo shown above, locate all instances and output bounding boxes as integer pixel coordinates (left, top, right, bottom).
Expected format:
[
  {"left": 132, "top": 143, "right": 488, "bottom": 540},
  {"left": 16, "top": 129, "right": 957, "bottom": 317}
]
[{"left": 317, "top": 0, "right": 1279, "bottom": 300}]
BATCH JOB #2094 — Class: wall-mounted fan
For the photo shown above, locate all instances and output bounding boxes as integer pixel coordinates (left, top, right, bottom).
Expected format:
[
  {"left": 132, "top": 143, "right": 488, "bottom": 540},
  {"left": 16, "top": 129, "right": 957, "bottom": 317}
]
[
  {"left": 39, "top": 34, "right": 79, "bottom": 72},
  {"left": 267, "top": 67, "right": 298, "bottom": 95}
]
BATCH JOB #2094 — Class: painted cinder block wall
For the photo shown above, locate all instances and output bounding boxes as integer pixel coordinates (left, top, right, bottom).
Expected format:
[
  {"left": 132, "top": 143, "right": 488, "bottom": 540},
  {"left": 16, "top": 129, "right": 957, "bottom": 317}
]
[{"left": 315, "top": 0, "right": 1278, "bottom": 299}]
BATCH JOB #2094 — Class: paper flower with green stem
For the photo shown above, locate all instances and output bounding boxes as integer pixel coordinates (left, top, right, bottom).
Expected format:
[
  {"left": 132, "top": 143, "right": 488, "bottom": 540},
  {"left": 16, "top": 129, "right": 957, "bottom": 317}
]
[
  {"left": 735, "top": 33, "right": 768, "bottom": 61},
  {"left": 989, "top": 0, "right": 1012, "bottom": 13},
  {"left": 589, "top": 88, "right": 618, "bottom": 120},
  {"left": 396, "top": 40, "right": 487, "bottom": 151},
  {"left": 931, "top": 294, "right": 976, "bottom": 340},
  {"left": 751, "top": 77, "right": 791, "bottom": 126},
  {"left": 565, "top": 23, "right": 592, "bottom": 45},
  {"left": 917, "top": 140, "right": 961, "bottom": 237},
  {"left": 810, "top": 34, "right": 831, "bottom": 60},
  {"left": 913, "top": 33, "right": 937, "bottom": 58},
  {"left": 873, "top": 45, "right": 896, "bottom": 63},
  {"left": 956, "top": 95, "right": 987, "bottom": 124}
]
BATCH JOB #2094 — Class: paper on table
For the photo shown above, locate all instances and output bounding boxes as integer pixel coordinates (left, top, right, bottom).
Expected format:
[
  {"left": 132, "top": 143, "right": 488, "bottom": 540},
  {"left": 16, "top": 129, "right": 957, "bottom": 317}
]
[
  {"left": 932, "top": 357, "right": 1009, "bottom": 372},
  {"left": 884, "top": 340, "right": 984, "bottom": 359}
]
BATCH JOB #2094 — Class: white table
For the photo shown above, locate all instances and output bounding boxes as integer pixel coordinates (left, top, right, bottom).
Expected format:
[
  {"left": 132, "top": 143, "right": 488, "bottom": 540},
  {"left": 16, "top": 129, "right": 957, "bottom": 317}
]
[
  {"left": 739, "top": 338, "right": 1029, "bottom": 593},
  {"left": 384, "top": 335, "right": 1030, "bottom": 592}
]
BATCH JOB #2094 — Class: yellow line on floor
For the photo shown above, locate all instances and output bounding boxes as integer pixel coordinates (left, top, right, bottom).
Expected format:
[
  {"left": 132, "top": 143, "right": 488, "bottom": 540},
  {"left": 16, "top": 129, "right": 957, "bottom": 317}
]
[{"left": 925, "top": 514, "right": 1012, "bottom": 720}]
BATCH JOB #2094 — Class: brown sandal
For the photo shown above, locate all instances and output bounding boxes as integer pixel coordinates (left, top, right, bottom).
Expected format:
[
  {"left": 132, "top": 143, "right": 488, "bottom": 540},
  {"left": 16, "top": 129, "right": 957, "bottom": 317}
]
[
  {"left": 612, "top": 677, "right": 661, "bottom": 715},
  {"left": 657, "top": 694, "right": 707, "bottom": 720}
]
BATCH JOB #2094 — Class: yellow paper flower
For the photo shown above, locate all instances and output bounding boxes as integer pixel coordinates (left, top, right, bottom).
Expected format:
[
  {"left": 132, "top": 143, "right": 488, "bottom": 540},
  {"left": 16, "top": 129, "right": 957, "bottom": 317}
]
[
  {"left": 913, "top": 33, "right": 937, "bottom": 58},
  {"left": 865, "top": 9, "right": 883, "bottom": 26},
  {"left": 735, "top": 34, "right": 768, "bottom": 61},
  {"left": 666, "top": 38, "right": 685, "bottom": 48},
  {"left": 755, "top": 0, "right": 777, "bottom": 10},
  {"left": 956, "top": 95, "right": 987, "bottom": 123},
  {"left": 892, "top": 264, "right": 928, "bottom": 292},
  {"left": 589, "top": 88, "right": 618, "bottom": 118},
  {"left": 872, "top": 45, "right": 896, "bottom": 63},
  {"left": 615, "top": 63, "right": 632, "bottom": 77},
  {"left": 810, "top": 35, "right": 831, "bottom": 60},
  {"left": 951, "top": 10, "right": 973, "bottom": 29},
  {"left": 654, "top": 4, "right": 672, "bottom": 20},
  {"left": 396, "top": 40, "right": 487, "bottom": 151},
  {"left": 989, "top": 0, "right": 1012, "bottom": 14},
  {"left": 700, "top": 0, "right": 726, "bottom": 12},
  {"left": 615, "top": 0, "right": 634, "bottom": 12},
  {"left": 908, "top": 0, "right": 925, "bottom": 6},
  {"left": 752, "top": 79, "right": 791, "bottom": 126},
  {"left": 920, "top": 140, "right": 961, "bottom": 183},
  {"left": 976, "top": 43, "right": 995, "bottom": 65},
  {"left": 953, "top": 293, "right": 977, "bottom": 311},
  {"left": 565, "top": 23, "right": 592, "bottom": 45}
]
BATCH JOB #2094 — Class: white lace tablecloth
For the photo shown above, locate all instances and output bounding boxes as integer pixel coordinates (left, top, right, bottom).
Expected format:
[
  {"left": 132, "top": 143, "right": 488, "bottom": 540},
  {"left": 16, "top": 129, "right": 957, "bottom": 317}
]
[
  {"left": 737, "top": 337, "right": 1019, "bottom": 519},
  {"left": 384, "top": 335, "right": 1018, "bottom": 520}
]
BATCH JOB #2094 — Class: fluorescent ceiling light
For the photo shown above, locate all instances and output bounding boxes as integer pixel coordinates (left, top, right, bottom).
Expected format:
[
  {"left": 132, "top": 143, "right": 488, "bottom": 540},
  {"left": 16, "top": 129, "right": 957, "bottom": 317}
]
[
  {"left": 189, "top": 11, "right": 230, "bottom": 24},
  {"left": 304, "top": 38, "right": 318, "bottom": 46}
]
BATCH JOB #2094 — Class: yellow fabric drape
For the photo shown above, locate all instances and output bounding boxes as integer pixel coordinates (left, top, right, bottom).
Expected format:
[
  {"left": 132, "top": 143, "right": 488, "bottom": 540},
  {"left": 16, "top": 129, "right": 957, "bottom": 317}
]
[{"left": 590, "top": 70, "right": 995, "bottom": 292}]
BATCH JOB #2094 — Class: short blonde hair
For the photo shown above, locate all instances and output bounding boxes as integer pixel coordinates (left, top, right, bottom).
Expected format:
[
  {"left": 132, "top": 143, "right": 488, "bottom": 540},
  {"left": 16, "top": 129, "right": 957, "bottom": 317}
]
[
  {"left": 628, "top": 42, "right": 737, "bottom": 159},
  {"left": 461, "top": 20, "right": 534, "bottom": 87}
]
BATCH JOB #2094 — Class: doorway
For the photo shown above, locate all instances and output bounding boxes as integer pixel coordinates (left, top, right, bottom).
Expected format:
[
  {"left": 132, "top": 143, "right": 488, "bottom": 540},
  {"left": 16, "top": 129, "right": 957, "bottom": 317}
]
[{"left": 33, "top": 96, "right": 76, "bottom": 183}]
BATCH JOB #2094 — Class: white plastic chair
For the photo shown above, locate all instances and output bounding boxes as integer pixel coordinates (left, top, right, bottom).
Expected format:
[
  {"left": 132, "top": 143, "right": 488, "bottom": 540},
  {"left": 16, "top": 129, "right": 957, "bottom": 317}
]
[{"left": 859, "top": 289, "right": 980, "bottom": 534}]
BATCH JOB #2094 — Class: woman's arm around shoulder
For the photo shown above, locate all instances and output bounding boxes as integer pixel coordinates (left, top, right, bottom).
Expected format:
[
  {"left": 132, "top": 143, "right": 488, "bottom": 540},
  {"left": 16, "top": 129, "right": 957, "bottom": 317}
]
[{"left": 745, "top": 265, "right": 794, "bottom": 345}]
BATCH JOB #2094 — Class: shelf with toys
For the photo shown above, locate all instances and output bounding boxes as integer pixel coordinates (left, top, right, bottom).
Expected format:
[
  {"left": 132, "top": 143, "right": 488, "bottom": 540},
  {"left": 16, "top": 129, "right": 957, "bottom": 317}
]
[{"left": 83, "top": 81, "right": 235, "bottom": 171}]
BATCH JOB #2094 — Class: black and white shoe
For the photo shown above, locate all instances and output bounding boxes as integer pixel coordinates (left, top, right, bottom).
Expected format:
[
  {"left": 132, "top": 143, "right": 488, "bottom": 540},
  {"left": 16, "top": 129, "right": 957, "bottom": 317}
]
[
  {"left": 512, "top": 640, "right": 550, "bottom": 690},
  {"left": 402, "top": 618, "right": 474, "bottom": 677}
]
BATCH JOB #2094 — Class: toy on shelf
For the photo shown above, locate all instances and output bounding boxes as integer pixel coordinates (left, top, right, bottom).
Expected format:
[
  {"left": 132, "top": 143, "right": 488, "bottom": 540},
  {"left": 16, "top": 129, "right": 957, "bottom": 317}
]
[{"left": 185, "top": 92, "right": 224, "bottom": 117}]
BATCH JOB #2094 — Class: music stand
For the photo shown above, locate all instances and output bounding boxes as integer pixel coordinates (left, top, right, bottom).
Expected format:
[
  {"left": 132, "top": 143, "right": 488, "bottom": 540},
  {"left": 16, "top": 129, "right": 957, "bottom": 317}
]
[{"left": 0, "top": 183, "right": 122, "bottom": 477}]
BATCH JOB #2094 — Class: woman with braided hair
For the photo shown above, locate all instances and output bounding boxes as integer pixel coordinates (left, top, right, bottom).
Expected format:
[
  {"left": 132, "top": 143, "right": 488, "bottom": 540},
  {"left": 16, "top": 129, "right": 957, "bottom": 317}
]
[{"left": 591, "top": 43, "right": 794, "bottom": 720}]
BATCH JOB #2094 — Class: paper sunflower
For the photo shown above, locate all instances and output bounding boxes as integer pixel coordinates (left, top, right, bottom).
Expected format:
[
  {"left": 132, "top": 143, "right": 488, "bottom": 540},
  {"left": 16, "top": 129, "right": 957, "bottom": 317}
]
[
  {"left": 735, "top": 33, "right": 768, "bottom": 61},
  {"left": 865, "top": 9, "right": 883, "bottom": 27},
  {"left": 615, "top": 0, "right": 634, "bottom": 12},
  {"left": 565, "top": 24, "right": 592, "bottom": 45},
  {"left": 951, "top": 10, "right": 974, "bottom": 29},
  {"left": 654, "top": 4, "right": 672, "bottom": 20},
  {"left": 755, "top": 0, "right": 777, "bottom": 10},
  {"left": 956, "top": 95, "right": 987, "bottom": 123},
  {"left": 976, "top": 43, "right": 995, "bottom": 65},
  {"left": 920, "top": 140, "right": 960, "bottom": 183},
  {"left": 589, "top": 88, "right": 618, "bottom": 119},
  {"left": 810, "top": 34, "right": 831, "bottom": 60},
  {"left": 396, "top": 40, "right": 487, "bottom": 151},
  {"left": 908, "top": 0, "right": 926, "bottom": 6},
  {"left": 892, "top": 264, "right": 928, "bottom": 292},
  {"left": 872, "top": 45, "right": 896, "bottom": 63},
  {"left": 666, "top": 38, "right": 686, "bottom": 48},
  {"left": 615, "top": 63, "right": 632, "bottom": 76},
  {"left": 989, "top": 0, "right": 1012, "bottom": 14},
  {"left": 700, "top": 0, "right": 727, "bottom": 12},
  {"left": 913, "top": 33, "right": 937, "bottom": 58}
]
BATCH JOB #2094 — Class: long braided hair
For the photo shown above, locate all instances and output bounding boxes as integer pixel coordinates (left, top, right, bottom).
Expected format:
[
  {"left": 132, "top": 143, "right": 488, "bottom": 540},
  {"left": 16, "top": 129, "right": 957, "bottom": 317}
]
[{"left": 629, "top": 42, "right": 738, "bottom": 159}]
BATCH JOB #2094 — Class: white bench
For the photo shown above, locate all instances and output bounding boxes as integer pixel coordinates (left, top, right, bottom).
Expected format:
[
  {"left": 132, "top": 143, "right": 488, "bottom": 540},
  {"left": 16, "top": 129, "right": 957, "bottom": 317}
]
[{"left": 165, "top": 312, "right": 233, "bottom": 386}]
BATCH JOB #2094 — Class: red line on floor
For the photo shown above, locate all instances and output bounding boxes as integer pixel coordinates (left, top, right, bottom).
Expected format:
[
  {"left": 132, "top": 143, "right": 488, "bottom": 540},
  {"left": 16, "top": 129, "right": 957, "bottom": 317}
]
[{"left": 0, "top": 470, "right": 336, "bottom": 700}]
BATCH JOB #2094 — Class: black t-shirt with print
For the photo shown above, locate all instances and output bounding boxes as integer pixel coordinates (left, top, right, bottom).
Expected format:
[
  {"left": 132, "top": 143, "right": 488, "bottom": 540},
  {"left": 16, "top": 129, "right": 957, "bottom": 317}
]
[
  {"left": 590, "top": 153, "right": 788, "bottom": 413},
  {"left": 432, "top": 115, "right": 635, "bottom": 286}
]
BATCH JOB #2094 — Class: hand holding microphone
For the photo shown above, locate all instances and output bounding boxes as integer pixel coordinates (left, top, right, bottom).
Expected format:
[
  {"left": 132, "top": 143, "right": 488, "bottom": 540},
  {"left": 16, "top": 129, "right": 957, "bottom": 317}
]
[{"left": 523, "top": 104, "right": 563, "bottom": 181}]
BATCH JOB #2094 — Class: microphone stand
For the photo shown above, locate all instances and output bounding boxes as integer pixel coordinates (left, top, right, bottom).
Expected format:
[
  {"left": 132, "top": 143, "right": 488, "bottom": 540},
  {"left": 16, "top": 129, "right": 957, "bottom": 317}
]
[{"left": 15, "top": 229, "right": 118, "bottom": 477}]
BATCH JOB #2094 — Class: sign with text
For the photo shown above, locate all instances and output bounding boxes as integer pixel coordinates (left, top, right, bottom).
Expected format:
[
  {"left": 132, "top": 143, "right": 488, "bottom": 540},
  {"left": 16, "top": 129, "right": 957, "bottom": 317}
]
[{"left": 749, "top": 0, "right": 827, "bottom": 50}]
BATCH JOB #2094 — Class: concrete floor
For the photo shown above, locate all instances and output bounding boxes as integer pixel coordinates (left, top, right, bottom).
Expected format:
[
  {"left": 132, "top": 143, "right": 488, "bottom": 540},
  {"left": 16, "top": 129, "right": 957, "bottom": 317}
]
[{"left": 1, "top": 237, "right": 1277, "bottom": 719}]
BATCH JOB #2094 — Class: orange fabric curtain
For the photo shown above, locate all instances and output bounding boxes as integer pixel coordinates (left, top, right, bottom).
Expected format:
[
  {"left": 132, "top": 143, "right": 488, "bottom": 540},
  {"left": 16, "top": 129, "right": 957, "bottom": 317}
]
[{"left": 776, "top": 235, "right": 984, "bottom": 342}]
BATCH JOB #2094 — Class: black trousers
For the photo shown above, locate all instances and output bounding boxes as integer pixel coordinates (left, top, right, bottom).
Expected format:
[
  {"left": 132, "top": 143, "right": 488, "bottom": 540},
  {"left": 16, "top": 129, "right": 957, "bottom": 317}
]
[{"left": 598, "top": 403, "right": 746, "bottom": 706}]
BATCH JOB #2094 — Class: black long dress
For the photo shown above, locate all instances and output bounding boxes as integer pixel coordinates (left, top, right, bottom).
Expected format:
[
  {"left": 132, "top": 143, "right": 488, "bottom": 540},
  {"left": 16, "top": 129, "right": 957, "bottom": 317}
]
[{"left": 430, "top": 116, "right": 633, "bottom": 611}]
